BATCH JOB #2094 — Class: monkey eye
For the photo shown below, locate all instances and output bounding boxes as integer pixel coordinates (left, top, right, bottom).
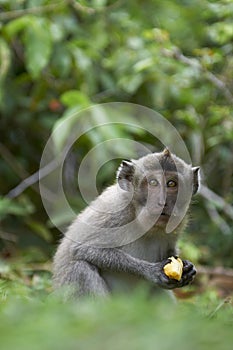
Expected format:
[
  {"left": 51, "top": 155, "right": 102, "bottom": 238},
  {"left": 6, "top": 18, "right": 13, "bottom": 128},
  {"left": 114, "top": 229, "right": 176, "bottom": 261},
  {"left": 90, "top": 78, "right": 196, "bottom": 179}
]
[
  {"left": 149, "top": 179, "right": 159, "bottom": 186},
  {"left": 167, "top": 180, "right": 177, "bottom": 188}
]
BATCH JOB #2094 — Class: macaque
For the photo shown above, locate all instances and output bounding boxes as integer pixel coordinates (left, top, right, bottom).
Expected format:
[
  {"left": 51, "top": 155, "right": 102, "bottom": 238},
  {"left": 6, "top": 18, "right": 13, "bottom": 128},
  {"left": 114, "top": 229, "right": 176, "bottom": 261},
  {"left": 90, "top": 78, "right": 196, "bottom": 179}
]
[{"left": 53, "top": 148, "right": 199, "bottom": 299}]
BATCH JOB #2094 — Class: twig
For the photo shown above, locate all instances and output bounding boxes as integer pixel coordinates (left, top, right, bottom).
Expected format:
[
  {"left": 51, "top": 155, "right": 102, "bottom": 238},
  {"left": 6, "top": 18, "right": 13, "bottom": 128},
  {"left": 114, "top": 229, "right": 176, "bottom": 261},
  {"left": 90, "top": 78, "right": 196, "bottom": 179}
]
[
  {"left": 162, "top": 48, "right": 233, "bottom": 103},
  {"left": 92, "top": 88, "right": 116, "bottom": 102},
  {"left": 69, "top": 0, "right": 122, "bottom": 15},
  {"left": 222, "top": 147, "right": 233, "bottom": 196},
  {"left": 198, "top": 266, "right": 233, "bottom": 278},
  {"left": 69, "top": 0, "right": 95, "bottom": 14},
  {"left": 205, "top": 201, "right": 232, "bottom": 235},
  {"left": 0, "top": 0, "right": 123, "bottom": 19},
  {"left": 208, "top": 297, "right": 232, "bottom": 319},
  {"left": 6, "top": 157, "right": 61, "bottom": 199},
  {"left": 0, "top": 142, "right": 28, "bottom": 179},
  {"left": 0, "top": 1, "right": 64, "bottom": 21},
  {"left": 0, "top": 230, "right": 17, "bottom": 242},
  {"left": 0, "top": 143, "right": 57, "bottom": 201},
  {"left": 199, "top": 185, "right": 233, "bottom": 221}
]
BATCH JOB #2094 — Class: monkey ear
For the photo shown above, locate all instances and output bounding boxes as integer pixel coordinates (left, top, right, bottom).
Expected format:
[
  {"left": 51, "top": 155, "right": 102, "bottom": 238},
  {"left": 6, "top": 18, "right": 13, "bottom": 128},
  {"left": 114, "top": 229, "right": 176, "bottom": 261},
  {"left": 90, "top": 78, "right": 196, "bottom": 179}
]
[
  {"left": 116, "top": 160, "right": 135, "bottom": 191},
  {"left": 192, "top": 166, "right": 200, "bottom": 195},
  {"left": 162, "top": 147, "right": 171, "bottom": 157}
]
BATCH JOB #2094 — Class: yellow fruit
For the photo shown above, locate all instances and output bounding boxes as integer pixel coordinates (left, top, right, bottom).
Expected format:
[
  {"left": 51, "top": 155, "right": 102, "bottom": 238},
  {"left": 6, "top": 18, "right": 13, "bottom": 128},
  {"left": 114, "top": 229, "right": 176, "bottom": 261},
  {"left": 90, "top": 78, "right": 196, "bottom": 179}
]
[{"left": 163, "top": 257, "right": 183, "bottom": 281}]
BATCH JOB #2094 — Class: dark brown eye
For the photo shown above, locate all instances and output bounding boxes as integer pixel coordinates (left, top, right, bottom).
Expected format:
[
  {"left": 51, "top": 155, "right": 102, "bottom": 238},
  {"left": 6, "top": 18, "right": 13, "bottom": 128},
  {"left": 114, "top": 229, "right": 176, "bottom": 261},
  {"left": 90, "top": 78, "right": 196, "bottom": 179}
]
[
  {"left": 149, "top": 179, "right": 159, "bottom": 186},
  {"left": 167, "top": 180, "right": 177, "bottom": 188}
]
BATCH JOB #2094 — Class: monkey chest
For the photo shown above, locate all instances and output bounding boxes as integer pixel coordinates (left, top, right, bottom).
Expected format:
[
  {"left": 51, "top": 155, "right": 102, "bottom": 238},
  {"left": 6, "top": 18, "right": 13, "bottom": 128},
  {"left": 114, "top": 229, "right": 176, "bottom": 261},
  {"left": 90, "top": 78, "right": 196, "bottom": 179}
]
[
  {"left": 101, "top": 236, "right": 176, "bottom": 293},
  {"left": 101, "top": 270, "right": 147, "bottom": 293},
  {"left": 121, "top": 235, "right": 176, "bottom": 262}
]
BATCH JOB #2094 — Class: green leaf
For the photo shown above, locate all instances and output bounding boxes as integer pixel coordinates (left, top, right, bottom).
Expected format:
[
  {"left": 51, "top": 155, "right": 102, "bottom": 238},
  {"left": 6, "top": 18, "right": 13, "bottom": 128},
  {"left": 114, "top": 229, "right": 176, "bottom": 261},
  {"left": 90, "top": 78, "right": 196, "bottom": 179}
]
[
  {"left": 26, "top": 220, "right": 53, "bottom": 243},
  {"left": 0, "top": 196, "right": 34, "bottom": 220},
  {"left": 51, "top": 91, "right": 92, "bottom": 151},
  {"left": 0, "top": 39, "right": 11, "bottom": 106},
  {"left": 118, "top": 74, "right": 143, "bottom": 94},
  {"left": 5, "top": 15, "right": 52, "bottom": 78},
  {"left": 60, "top": 90, "right": 91, "bottom": 108},
  {"left": 0, "top": 39, "right": 11, "bottom": 78},
  {"left": 51, "top": 45, "right": 72, "bottom": 78},
  {"left": 52, "top": 106, "right": 86, "bottom": 152},
  {"left": 23, "top": 18, "right": 52, "bottom": 78},
  {"left": 4, "top": 15, "right": 33, "bottom": 37},
  {"left": 208, "top": 22, "right": 233, "bottom": 45},
  {"left": 133, "top": 57, "right": 154, "bottom": 73},
  {"left": 71, "top": 47, "right": 92, "bottom": 72}
]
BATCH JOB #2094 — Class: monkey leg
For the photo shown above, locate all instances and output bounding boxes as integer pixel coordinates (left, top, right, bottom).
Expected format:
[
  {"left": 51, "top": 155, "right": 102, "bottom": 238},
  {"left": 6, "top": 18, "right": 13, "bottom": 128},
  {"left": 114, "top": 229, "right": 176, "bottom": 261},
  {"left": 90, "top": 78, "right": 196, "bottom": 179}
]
[{"left": 53, "top": 260, "right": 110, "bottom": 300}]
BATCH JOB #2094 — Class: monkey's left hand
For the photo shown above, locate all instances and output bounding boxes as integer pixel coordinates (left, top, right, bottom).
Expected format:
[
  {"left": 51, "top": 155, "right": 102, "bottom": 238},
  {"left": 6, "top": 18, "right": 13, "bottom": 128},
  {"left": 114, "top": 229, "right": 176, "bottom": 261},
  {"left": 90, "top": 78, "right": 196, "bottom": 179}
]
[{"left": 158, "top": 259, "right": 196, "bottom": 289}]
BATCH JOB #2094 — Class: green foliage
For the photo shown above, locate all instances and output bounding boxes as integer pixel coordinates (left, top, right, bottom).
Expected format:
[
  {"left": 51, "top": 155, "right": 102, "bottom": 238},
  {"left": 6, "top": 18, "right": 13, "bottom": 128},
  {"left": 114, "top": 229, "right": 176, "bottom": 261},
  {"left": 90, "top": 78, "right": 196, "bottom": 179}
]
[
  {"left": 0, "top": 2, "right": 232, "bottom": 344},
  {"left": 0, "top": 196, "right": 34, "bottom": 219},
  {"left": 0, "top": 254, "right": 231, "bottom": 349},
  {"left": 0, "top": 0, "right": 232, "bottom": 268},
  {"left": 0, "top": 286, "right": 232, "bottom": 350},
  {"left": 5, "top": 15, "right": 52, "bottom": 77}
]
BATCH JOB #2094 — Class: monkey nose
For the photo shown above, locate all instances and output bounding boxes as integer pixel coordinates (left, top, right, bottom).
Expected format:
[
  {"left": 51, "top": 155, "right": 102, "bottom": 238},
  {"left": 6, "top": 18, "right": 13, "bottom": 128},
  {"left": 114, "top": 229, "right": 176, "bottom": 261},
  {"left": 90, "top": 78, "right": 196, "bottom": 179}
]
[{"left": 158, "top": 201, "right": 166, "bottom": 208}]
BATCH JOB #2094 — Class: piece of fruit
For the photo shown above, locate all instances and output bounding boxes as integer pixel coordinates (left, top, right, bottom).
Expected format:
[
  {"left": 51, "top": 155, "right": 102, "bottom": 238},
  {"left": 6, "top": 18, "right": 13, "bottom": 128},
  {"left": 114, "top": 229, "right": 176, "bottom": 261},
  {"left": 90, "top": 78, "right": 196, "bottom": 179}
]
[{"left": 163, "top": 256, "right": 183, "bottom": 281}]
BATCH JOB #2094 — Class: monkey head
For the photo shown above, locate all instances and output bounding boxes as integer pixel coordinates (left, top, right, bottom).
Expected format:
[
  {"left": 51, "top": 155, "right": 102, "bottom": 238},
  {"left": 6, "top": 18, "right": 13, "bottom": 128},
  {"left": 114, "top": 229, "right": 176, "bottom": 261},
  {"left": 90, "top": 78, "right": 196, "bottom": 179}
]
[{"left": 116, "top": 148, "right": 200, "bottom": 230}]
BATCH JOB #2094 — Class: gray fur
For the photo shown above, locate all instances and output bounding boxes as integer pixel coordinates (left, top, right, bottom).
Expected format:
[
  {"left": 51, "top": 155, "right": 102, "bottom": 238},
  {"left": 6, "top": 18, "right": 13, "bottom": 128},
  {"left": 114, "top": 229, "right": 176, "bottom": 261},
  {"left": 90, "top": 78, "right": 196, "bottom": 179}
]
[{"left": 53, "top": 149, "right": 199, "bottom": 299}]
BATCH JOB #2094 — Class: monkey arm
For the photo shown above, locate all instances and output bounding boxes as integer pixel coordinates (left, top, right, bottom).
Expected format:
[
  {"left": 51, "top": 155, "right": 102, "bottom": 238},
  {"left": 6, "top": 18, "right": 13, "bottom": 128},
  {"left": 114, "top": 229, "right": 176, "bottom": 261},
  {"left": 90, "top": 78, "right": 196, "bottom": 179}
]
[
  {"left": 72, "top": 245, "right": 162, "bottom": 283},
  {"left": 72, "top": 245, "right": 196, "bottom": 289}
]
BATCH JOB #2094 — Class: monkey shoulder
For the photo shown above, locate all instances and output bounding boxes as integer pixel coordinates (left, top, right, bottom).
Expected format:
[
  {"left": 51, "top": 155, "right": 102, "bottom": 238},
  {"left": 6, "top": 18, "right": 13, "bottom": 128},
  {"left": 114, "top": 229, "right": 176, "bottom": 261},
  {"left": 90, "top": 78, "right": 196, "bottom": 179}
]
[{"left": 60, "top": 184, "right": 135, "bottom": 245}]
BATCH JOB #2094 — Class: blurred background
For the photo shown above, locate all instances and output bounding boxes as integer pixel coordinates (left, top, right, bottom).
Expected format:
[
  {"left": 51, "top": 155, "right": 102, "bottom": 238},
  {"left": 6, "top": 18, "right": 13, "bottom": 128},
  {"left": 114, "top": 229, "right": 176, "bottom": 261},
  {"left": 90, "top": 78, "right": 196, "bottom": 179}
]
[{"left": 0, "top": 0, "right": 233, "bottom": 299}]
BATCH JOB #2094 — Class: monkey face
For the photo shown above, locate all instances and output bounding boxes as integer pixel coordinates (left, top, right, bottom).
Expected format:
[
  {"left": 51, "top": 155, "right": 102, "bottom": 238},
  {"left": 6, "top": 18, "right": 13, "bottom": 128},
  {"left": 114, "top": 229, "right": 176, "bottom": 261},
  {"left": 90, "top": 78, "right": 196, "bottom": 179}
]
[
  {"left": 134, "top": 170, "right": 180, "bottom": 227},
  {"left": 117, "top": 148, "right": 200, "bottom": 230}
]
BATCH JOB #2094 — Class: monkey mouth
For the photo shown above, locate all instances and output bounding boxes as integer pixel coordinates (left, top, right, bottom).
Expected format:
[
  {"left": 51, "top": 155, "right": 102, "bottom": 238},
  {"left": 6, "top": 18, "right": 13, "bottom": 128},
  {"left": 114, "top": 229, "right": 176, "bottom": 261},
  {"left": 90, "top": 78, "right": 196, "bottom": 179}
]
[
  {"left": 158, "top": 212, "right": 170, "bottom": 221},
  {"left": 160, "top": 211, "right": 170, "bottom": 217},
  {"left": 155, "top": 212, "right": 170, "bottom": 227},
  {"left": 158, "top": 210, "right": 178, "bottom": 222}
]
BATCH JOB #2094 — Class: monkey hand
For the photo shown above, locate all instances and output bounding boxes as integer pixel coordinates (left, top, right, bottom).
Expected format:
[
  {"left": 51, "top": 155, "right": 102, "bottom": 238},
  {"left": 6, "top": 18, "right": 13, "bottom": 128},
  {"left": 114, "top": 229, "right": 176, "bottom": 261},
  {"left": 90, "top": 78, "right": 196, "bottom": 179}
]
[{"left": 157, "top": 258, "right": 196, "bottom": 290}]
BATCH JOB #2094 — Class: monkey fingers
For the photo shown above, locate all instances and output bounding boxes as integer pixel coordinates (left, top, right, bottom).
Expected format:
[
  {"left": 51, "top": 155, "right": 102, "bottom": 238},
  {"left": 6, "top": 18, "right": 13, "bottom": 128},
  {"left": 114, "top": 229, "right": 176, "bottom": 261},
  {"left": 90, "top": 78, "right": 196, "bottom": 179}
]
[
  {"left": 158, "top": 259, "right": 196, "bottom": 289},
  {"left": 179, "top": 260, "right": 196, "bottom": 286},
  {"left": 158, "top": 274, "right": 181, "bottom": 289},
  {"left": 182, "top": 259, "right": 196, "bottom": 273},
  {"left": 182, "top": 260, "right": 197, "bottom": 279},
  {"left": 157, "top": 259, "right": 182, "bottom": 289}
]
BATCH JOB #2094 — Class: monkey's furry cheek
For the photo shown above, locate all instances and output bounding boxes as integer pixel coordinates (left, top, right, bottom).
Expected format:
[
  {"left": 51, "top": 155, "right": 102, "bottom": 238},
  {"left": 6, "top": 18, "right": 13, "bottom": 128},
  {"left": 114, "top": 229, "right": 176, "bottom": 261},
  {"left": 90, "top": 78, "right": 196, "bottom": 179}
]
[{"left": 163, "top": 257, "right": 183, "bottom": 281}]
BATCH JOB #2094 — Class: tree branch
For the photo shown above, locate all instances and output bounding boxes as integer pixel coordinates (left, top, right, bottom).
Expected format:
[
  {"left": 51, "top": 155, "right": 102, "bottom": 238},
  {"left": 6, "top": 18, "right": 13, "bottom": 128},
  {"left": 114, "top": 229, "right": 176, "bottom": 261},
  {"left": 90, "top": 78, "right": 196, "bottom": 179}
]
[
  {"left": 0, "top": 230, "right": 17, "bottom": 242},
  {"left": 6, "top": 157, "right": 61, "bottom": 200},
  {"left": 0, "top": 142, "right": 28, "bottom": 179},
  {"left": 198, "top": 265, "right": 233, "bottom": 278},
  {"left": 208, "top": 297, "right": 232, "bottom": 319},
  {"left": 69, "top": 0, "right": 122, "bottom": 15},
  {"left": 0, "top": 143, "right": 57, "bottom": 201},
  {"left": 199, "top": 185, "right": 233, "bottom": 221},
  {"left": 0, "top": 1, "right": 64, "bottom": 21},
  {"left": 162, "top": 48, "right": 233, "bottom": 103},
  {"left": 204, "top": 200, "right": 232, "bottom": 235}
]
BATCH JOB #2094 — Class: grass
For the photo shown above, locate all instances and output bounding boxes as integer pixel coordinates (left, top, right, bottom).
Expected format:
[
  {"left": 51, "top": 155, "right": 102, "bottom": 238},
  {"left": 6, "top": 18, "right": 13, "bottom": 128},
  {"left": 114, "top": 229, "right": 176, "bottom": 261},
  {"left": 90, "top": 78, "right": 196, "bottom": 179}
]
[
  {"left": 0, "top": 255, "right": 232, "bottom": 350},
  {"left": 0, "top": 276, "right": 232, "bottom": 350}
]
